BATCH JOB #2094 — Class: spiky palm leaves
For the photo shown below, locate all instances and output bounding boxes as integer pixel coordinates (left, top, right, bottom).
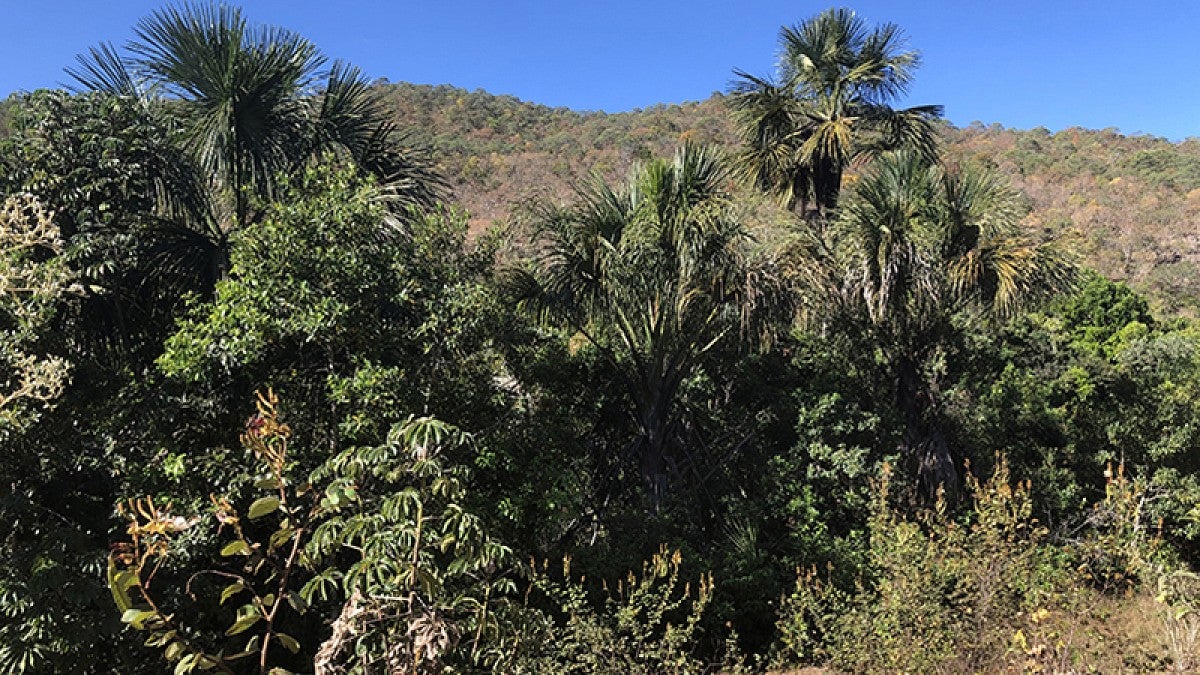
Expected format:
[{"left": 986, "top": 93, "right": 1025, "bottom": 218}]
[
  {"left": 730, "top": 8, "right": 942, "bottom": 219},
  {"left": 804, "top": 151, "right": 1075, "bottom": 493},
  {"left": 833, "top": 152, "right": 1074, "bottom": 345},
  {"left": 508, "top": 145, "right": 791, "bottom": 504},
  {"left": 68, "top": 3, "right": 443, "bottom": 285}
]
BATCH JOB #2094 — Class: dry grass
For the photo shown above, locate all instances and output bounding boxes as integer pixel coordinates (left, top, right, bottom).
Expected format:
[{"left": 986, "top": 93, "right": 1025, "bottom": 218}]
[{"left": 753, "top": 589, "right": 1178, "bottom": 674}]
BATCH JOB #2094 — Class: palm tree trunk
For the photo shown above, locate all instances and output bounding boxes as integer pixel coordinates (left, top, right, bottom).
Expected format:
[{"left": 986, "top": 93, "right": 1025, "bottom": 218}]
[
  {"left": 895, "top": 356, "right": 958, "bottom": 499},
  {"left": 211, "top": 238, "right": 231, "bottom": 283},
  {"left": 637, "top": 391, "right": 674, "bottom": 511},
  {"left": 813, "top": 159, "right": 842, "bottom": 218},
  {"left": 640, "top": 428, "right": 669, "bottom": 511},
  {"left": 791, "top": 169, "right": 811, "bottom": 220}
]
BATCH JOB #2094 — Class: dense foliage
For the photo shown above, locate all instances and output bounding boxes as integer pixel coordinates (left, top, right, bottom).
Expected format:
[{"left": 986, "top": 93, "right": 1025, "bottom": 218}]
[{"left": 2, "top": 4, "right": 1199, "bottom": 674}]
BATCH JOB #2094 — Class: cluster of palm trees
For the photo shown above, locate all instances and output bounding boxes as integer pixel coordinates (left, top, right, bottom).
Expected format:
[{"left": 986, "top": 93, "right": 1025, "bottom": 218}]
[
  {"left": 730, "top": 8, "right": 1075, "bottom": 494},
  {"left": 62, "top": 3, "right": 1073, "bottom": 500},
  {"left": 519, "top": 8, "right": 1074, "bottom": 500}
]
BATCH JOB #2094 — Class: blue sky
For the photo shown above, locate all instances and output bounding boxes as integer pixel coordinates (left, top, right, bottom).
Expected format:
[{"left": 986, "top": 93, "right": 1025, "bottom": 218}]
[{"left": 3, "top": 1, "right": 1198, "bottom": 139}]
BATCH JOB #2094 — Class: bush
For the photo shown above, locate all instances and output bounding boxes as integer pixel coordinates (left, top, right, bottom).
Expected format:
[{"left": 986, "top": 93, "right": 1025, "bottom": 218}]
[
  {"left": 504, "top": 546, "right": 716, "bottom": 674},
  {"left": 775, "top": 456, "right": 1158, "bottom": 673}
]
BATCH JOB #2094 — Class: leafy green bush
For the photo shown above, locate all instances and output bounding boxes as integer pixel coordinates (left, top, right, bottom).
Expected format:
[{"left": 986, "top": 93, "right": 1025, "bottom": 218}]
[{"left": 106, "top": 392, "right": 511, "bottom": 674}]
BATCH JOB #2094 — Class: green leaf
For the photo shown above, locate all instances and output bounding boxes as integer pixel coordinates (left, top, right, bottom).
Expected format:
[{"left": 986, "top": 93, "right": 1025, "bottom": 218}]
[
  {"left": 248, "top": 496, "right": 281, "bottom": 520},
  {"left": 145, "top": 630, "right": 176, "bottom": 647},
  {"left": 275, "top": 632, "right": 301, "bottom": 654},
  {"left": 113, "top": 568, "right": 139, "bottom": 592},
  {"left": 268, "top": 527, "right": 295, "bottom": 551},
  {"left": 255, "top": 477, "right": 281, "bottom": 490},
  {"left": 284, "top": 591, "right": 308, "bottom": 615},
  {"left": 324, "top": 485, "right": 343, "bottom": 508},
  {"left": 221, "top": 540, "right": 250, "bottom": 557},
  {"left": 108, "top": 560, "right": 137, "bottom": 612},
  {"left": 175, "top": 653, "right": 197, "bottom": 675},
  {"left": 165, "top": 641, "right": 186, "bottom": 661},
  {"left": 122, "top": 608, "right": 155, "bottom": 627},
  {"left": 237, "top": 603, "right": 260, "bottom": 618},
  {"left": 220, "top": 582, "right": 245, "bottom": 605},
  {"left": 224, "top": 614, "right": 261, "bottom": 636}
]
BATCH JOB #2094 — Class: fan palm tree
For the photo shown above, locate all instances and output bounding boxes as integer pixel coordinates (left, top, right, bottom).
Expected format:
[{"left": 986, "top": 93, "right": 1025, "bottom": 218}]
[
  {"left": 67, "top": 3, "right": 443, "bottom": 284},
  {"left": 729, "top": 8, "right": 942, "bottom": 220},
  {"left": 804, "top": 151, "right": 1075, "bottom": 494},
  {"left": 507, "top": 145, "right": 790, "bottom": 505}
]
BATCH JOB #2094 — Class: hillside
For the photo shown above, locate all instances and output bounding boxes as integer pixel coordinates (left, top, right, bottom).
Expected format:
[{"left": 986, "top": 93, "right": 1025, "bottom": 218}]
[
  {"left": 382, "top": 82, "right": 1200, "bottom": 314},
  {"left": 377, "top": 82, "right": 736, "bottom": 221},
  {"left": 4, "top": 82, "right": 1197, "bottom": 312}
]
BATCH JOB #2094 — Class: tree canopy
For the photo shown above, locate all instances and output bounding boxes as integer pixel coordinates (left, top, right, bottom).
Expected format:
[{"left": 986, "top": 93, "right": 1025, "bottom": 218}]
[
  {"left": 508, "top": 144, "right": 791, "bottom": 504},
  {"left": 729, "top": 8, "right": 942, "bottom": 219},
  {"left": 68, "top": 3, "right": 443, "bottom": 283}
]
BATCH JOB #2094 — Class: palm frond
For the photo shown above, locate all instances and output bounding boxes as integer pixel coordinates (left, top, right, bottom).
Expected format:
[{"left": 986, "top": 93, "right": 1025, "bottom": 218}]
[
  {"left": 127, "top": 3, "right": 321, "bottom": 202},
  {"left": 313, "top": 61, "right": 382, "bottom": 155},
  {"left": 727, "top": 72, "right": 813, "bottom": 210},
  {"left": 854, "top": 103, "right": 944, "bottom": 164},
  {"left": 66, "top": 43, "right": 142, "bottom": 97},
  {"left": 780, "top": 8, "right": 869, "bottom": 95},
  {"left": 356, "top": 128, "right": 448, "bottom": 213},
  {"left": 852, "top": 21, "right": 920, "bottom": 102}
]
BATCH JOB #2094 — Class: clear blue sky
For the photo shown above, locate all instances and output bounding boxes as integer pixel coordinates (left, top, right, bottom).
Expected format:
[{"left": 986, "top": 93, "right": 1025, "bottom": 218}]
[{"left": 2, "top": 1, "right": 1198, "bottom": 140}]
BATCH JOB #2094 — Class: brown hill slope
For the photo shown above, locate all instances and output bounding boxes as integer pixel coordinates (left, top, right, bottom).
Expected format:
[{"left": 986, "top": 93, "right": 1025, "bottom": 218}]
[{"left": 383, "top": 82, "right": 1200, "bottom": 314}]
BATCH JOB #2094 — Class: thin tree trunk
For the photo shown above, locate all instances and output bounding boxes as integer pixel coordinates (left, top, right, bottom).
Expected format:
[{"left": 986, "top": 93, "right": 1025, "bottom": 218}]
[
  {"left": 211, "top": 238, "right": 231, "bottom": 283},
  {"left": 791, "top": 168, "right": 811, "bottom": 221},
  {"left": 814, "top": 160, "right": 842, "bottom": 218},
  {"left": 640, "top": 423, "right": 670, "bottom": 511}
]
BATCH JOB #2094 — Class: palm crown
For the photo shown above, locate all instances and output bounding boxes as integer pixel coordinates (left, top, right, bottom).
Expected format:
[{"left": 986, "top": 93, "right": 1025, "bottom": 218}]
[
  {"left": 730, "top": 8, "right": 942, "bottom": 219},
  {"left": 508, "top": 145, "right": 790, "bottom": 503},
  {"left": 804, "top": 150, "right": 1075, "bottom": 493},
  {"left": 68, "top": 3, "right": 443, "bottom": 283}
]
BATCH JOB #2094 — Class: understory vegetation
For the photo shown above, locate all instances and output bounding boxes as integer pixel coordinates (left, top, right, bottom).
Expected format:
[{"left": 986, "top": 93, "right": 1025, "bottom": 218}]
[{"left": 3, "top": 4, "right": 1200, "bottom": 674}]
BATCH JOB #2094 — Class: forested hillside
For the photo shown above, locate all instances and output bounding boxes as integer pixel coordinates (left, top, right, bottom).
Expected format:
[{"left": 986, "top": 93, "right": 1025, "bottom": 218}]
[
  {"left": 379, "top": 82, "right": 1200, "bottom": 313},
  {"left": 4, "top": 5, "right": 1200, "bottom": 674},
  {"left": 6, "top": 78, "right": 1199, "bottom": 314}
]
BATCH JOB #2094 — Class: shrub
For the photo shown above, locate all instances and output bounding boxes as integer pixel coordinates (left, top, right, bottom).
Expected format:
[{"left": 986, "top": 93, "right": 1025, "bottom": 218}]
[
  {"left": 775, "top": 456, "right": 1133, "bottom": 673},
  {"left": 504, "top": 546, "right": 715, "bottom": 674},
  {"left": 106, "top": 392, "right": 511, "bottom": 674}
]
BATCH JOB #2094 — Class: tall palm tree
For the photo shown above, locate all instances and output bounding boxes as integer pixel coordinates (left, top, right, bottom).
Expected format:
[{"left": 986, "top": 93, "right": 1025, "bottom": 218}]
[
  {"left": 729, "top": 8, "right": 942, "bottom": 220},
  {"left": 507, "top": 145, "right": 790, "bottom": 505},
  {"left": 68, "top": 3, "right": 443, "bottom": 284},
  {"left": 803, "top": 151, "right": 1075, "bottom": 494}
]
